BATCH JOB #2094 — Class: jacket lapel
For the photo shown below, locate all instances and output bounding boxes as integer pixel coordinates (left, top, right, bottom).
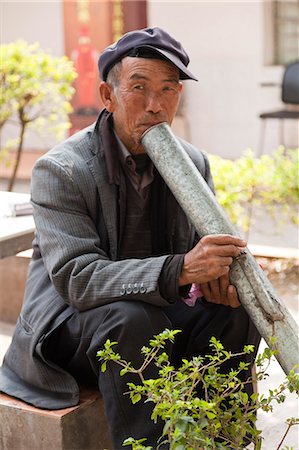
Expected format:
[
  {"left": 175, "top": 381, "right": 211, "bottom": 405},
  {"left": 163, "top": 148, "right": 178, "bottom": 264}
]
[
  {"left": 86, "top": 110, "right": 194, "bottom": 260},
  {"left": 86, "top": 111, "right": 119, "bottom": 260}
]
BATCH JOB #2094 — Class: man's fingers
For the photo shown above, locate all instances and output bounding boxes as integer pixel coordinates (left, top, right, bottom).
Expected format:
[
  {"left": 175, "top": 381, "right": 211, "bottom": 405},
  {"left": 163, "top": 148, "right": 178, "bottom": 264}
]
[
  {"left": 211, "top": 245, "right": 244, "bottom": 258},
  {"left": 201, "top": 234, "right": 247, "bottom": 247},
  {"left": 200, "top": 282, "right": 211, "bottom": 299},
  {"left": 200, "top": 235, "right": 246, "bottom": 259},
  {"left": 209, "top": 279, "right": 221, "bottom": 302},
  {"left": 227, "top": 285, "right": 241, "bottom": 308},
  {"left": 201, "top": 280, "right": 222, "bottom": 304},
  {"left": 219, "top": 273, "right": 230, "bottom": 298},
  {"left": 218, "top": 256, "right": 233, "bottom": 266},
  {"left": 180, "top": 234, "right": 247, "bottom": 286},
  {"left": 201, "top": 276, "right": 241, "bottom": 308}
]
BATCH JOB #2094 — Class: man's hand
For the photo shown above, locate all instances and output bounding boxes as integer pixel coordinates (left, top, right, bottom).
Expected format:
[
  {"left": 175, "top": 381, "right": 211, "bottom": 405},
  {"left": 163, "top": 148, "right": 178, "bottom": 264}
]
[
  {"left": 179, "top": 234, "right": 246, "bottom": 286},
  {"left": 200, "top": 273, "right": 241, "bottom": 308}
]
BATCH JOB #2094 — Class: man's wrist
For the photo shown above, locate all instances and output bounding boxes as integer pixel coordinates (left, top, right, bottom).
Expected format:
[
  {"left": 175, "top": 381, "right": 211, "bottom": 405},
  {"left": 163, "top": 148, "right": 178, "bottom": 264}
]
[
  {"left": 178, "top": 254, "right": 188, "bottom": 286},
  {"left": 159, "top": 254, "right": 188, "bottom": 302}
]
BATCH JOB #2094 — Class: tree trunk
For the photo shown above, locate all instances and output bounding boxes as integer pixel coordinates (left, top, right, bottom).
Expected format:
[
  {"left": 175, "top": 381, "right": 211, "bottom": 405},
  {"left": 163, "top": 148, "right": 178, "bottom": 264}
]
[{"left": 8, "top": 120, "right": 26, "bottom": 192}]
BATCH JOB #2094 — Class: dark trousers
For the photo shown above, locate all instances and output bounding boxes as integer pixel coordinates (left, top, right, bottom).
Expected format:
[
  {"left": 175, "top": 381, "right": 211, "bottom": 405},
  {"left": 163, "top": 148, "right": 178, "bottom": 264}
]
[{"left": 46, "top": 300, "right": 260, "bottom": 450}]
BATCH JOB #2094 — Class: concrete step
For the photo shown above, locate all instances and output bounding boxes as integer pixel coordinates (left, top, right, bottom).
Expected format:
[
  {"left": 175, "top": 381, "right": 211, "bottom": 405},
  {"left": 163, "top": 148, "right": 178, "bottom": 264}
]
[
  {"left": 0, "top": 321, "right": 14, "bottom": 366},
  {"left": 248, "top": 244, "right": 299, "bottom": 260},
  {"left": 0, "top": 321, "right": 112, "bottom": 450},
  {"left": 0, "top": 254, "right": 30, "bottom": 324},
  {"left": 0, "top": 388, "right": 112, "bottom": 450}
]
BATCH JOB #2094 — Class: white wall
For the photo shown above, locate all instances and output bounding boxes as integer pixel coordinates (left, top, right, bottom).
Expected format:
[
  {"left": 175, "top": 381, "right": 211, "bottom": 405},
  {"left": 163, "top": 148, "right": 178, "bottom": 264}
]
[
  {"left": 1, "top": 0, "right": 64, "bottom": 55},
  {"left": 0, "top": 1, "right": 65, "bottom": 151},
  {"left": 148, "top": 0, "right": 298, "bottom": 157},
  {"left": 1, "top": 1, "right": 298, "bottom": 157}
]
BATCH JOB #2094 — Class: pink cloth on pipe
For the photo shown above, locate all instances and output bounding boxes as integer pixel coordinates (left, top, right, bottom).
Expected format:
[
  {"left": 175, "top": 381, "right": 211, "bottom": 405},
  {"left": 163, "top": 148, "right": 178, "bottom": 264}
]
[{"left": 182, "top": 283, "right": 202, "bottom": 307}]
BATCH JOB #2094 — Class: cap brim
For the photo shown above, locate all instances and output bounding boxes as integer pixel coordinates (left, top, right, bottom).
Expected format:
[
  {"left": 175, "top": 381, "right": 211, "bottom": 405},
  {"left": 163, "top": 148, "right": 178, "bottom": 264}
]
[{"left": 137, "top": 45, "right": 198, "bottom": 81}]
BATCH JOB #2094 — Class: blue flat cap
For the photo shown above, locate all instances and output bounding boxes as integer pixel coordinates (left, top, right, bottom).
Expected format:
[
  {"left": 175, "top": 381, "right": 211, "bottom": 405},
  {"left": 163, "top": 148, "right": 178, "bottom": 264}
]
[{"left": 98, "top": 27, "right": 198, "bottom": 82}]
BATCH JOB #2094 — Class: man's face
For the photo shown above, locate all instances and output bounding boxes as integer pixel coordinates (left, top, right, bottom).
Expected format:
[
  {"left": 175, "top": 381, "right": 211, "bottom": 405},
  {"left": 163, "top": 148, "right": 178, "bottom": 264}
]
[{"left": 101, "top": 56, "right": 183, "bottom": 154}]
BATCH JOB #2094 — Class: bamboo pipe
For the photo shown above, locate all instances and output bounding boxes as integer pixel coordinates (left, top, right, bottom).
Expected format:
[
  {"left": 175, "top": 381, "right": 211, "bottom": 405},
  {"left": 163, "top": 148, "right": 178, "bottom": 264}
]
[{"left": 141, "top": 122, "right": 298, "bottom": 375}]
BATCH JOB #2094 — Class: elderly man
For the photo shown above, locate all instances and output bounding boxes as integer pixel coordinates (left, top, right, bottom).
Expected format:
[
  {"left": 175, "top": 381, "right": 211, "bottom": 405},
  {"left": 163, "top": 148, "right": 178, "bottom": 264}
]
[{"left": 0, "top": 28, "right": 259, "bottom": 448}]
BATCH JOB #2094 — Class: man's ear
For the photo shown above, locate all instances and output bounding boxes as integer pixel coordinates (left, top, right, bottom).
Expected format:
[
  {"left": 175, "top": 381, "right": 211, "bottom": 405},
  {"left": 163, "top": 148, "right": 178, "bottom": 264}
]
[{"left": 99, "top": 82, "right": 114, "bottom": 112}]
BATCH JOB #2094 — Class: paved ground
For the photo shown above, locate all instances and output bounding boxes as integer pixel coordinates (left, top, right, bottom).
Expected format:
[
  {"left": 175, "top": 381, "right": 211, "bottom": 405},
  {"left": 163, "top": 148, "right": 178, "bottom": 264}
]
[{"left": 256, "top": 343, "right": 299, "bottom": 450}]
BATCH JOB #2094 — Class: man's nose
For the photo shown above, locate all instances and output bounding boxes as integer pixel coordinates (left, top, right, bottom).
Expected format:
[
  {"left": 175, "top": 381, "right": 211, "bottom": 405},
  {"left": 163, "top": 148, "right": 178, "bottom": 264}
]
[{"left": 145, "top": 92, "right": 162, "bottom": 114}]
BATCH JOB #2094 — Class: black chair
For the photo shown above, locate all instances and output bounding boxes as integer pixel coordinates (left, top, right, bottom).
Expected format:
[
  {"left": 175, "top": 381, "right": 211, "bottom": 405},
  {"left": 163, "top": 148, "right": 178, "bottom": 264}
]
[{"left": 258, "top": 60, "right": 299, "bottom": 155}]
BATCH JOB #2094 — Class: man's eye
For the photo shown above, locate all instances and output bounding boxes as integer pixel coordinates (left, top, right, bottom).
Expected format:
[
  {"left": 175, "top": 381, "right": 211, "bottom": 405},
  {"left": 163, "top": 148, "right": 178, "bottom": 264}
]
[
  {"left": 163, "top": 86, "right": 175, "bottom": 92},
  {"left": 133, "top": 85, "right": 144, "bottom": 91}
]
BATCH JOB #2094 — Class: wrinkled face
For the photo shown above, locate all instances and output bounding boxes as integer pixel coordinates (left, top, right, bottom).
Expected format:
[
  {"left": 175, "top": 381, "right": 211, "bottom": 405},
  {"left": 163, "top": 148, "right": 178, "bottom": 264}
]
[{"left": 100, "top": 56, "right": 183, "bottom": 154}]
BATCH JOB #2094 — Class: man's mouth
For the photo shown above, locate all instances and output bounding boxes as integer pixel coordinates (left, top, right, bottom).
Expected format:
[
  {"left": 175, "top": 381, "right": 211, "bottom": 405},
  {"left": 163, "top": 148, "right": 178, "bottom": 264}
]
[{"left": 139, "top": 120, "right": 166, "bottom": 129}]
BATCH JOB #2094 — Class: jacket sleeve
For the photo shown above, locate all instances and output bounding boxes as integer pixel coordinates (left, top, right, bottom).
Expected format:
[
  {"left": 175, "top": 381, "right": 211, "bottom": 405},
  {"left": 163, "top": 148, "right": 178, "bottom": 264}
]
[{"left": 31, "top": 156, "right": 170, "bottom": 312}]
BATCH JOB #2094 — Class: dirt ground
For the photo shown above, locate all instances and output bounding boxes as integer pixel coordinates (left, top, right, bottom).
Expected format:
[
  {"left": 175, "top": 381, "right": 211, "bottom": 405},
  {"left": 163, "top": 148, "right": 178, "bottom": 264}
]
[
  {"left": 257, "top": 257, "right": 299, "bottom": 315},
  {"left": 252, "top": 257, "right": 298, "bottom": 450}
]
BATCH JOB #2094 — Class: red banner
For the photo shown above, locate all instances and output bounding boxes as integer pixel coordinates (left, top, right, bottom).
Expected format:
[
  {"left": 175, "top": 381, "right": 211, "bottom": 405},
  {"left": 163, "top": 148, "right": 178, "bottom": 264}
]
[{"left": 63, "top": 0, "right": 147, "bottom": 133}]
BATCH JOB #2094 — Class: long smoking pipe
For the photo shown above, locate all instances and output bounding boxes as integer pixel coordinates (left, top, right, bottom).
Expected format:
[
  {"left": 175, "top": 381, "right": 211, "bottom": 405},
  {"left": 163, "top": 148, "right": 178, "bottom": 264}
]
[{"left": 141, "top": 122, "right": 298, "bottom": 375}]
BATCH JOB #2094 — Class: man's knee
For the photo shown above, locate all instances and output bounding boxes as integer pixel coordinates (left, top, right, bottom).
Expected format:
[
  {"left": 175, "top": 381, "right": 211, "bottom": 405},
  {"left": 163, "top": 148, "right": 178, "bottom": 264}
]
[
  {"left": 90, "top": 301, "right": 171, "bottom": 370},
  {"left": 101, "top": 301, "right": 170, "bottom": 340},
  {"left": 87, "top": 301, "right": 170, "bottom": 353}
]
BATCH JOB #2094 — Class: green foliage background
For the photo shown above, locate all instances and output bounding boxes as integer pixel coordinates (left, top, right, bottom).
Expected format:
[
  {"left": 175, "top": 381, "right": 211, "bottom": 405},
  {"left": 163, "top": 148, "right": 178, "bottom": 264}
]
[
  {"left": 209, "top": 148, "right": 299, "bottom": 234},
  {"left": 0, "top": 40, "right": 76, "bottom": 133},
  {"left": 0, "top": 40, "right": 77, "bottom": 189}
]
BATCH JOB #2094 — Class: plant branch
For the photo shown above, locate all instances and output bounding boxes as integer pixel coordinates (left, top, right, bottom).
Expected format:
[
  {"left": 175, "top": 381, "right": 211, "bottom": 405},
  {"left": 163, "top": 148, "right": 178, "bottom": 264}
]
[
  {"left": 7, "top": 115, "right": 27, "bottom": 191},
  {"left": 276, "top": 420, "right": 298, "bottom": 450}
]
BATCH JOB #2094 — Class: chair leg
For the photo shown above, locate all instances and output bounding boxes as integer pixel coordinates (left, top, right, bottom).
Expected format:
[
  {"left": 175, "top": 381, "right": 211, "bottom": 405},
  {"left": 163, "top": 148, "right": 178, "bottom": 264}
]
[
  {"left": 257, "top": 119, "right": 266, "bottom": 156},
  {"left": 279, "top": 119, "right": 285, "bottom": 150}
]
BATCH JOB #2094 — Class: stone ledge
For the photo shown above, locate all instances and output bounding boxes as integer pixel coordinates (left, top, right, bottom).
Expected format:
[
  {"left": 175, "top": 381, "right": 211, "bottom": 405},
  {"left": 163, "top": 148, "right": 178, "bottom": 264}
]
[
  {"left": 0, "top": 388, "right": 112, "bottom": 450},
  {"left": 248, "top": 244, "right": 299, "bottom": 261},
  {"left": 0, "top": 255, "right": 30, "bottom": 324}
]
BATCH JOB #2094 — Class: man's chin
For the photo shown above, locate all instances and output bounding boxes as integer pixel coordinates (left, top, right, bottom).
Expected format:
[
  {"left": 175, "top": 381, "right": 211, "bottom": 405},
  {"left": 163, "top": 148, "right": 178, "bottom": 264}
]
[{"left": 129, "top": 146, "right": 146, "bottom": 155}]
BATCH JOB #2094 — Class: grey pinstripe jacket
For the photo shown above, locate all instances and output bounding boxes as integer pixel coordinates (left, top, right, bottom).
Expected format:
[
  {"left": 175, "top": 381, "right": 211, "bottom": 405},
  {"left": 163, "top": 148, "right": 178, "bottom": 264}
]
[{"left": 0, "top": 110, "right": 214, "bottom": 409}]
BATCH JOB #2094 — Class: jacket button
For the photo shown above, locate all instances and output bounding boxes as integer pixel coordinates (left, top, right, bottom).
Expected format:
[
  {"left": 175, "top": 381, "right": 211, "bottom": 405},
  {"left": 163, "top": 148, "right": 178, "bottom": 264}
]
[
  {"left": 140, "top": 283, "right": 146, "bottom": 294},
  {"left": 120, "top": 284, "right": 126, "bottom": 295},
  {"left": 133, "top": 283, "right": 139, "bottom": 294},
  {"left": 126, "top": 283, "right": 133, "bottom": 294}
]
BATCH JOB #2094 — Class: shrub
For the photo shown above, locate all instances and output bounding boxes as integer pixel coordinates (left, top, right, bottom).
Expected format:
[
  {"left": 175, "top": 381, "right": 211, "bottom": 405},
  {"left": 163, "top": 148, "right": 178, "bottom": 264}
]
[
  {"left": 209, "top": 148, "right": 299, "bottom": 234},
  {"left": 97, "top": 330, "right": 299, "bottom": 450},
  {"left": 0, "top": 40, "right": 77, "bottom": 190}
]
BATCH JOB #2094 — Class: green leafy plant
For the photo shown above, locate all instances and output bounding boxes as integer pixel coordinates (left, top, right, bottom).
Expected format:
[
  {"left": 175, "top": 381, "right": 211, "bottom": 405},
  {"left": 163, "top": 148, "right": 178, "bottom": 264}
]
[
  {"left": 97, "top": 329, "right": 299, "bottom": 450},
  {"left": 209, "top": 148, "right": 299, "bottom": 234},
  {"left": 0, "top": 40, "right": 77, "bottom": 190}
]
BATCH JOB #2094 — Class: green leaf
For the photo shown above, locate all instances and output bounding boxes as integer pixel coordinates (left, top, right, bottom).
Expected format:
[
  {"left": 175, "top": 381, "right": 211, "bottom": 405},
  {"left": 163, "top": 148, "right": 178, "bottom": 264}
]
[{"left": 131, "top": 393, "right": 142, "bottom": 404}]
